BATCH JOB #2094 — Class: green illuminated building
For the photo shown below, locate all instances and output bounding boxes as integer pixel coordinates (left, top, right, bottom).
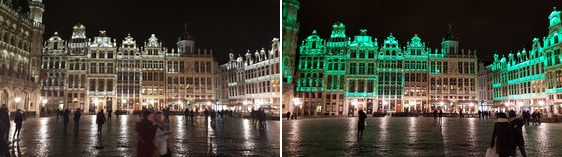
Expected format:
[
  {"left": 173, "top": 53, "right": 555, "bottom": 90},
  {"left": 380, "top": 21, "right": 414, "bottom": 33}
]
[
  {"left": 282, "top": 0, "right": 300, "bottom": 114},
  {"left": 295, "top": 23, "right": 479, "bottom": 116},
  {"left": 490, "top": 7, "right": 562, "bottom": 115}
]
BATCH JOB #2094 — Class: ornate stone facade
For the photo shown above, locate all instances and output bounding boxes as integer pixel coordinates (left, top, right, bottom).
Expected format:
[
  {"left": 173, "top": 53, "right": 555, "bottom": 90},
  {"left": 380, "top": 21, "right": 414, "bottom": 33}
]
[
  {"left": 41, "top": 24, "right": 216, "bottom": 112},
  {"left": 0, "top": 0, "right": 44, "bottom": 116}
]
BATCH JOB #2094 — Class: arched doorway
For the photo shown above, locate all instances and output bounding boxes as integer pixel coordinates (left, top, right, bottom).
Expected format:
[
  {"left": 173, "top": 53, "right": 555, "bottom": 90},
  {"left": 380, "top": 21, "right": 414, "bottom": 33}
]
[
  {"left": 0, "top": 89, "right": 8, "bottom": 107},
  {"left": 24, "top": 92, "right": 30, "bottom": 111}
]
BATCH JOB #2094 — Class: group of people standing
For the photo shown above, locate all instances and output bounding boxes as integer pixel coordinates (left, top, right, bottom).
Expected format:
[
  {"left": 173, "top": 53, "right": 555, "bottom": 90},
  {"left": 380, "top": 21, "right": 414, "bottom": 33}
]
[
  {"left": 136, "top": 110, "right": 172, "bottom": 157},
  {"left": 0, "top": 104, "right": 26, "bottom": 157},
  {"left": 250, "top": 109, "right": 268, "bottom": 129},
  {"left": 490, "top": 110, "right": 527, "bottom": 157},
  {"left": 521, "top": 110, "right": 542, "bottom": 126}
]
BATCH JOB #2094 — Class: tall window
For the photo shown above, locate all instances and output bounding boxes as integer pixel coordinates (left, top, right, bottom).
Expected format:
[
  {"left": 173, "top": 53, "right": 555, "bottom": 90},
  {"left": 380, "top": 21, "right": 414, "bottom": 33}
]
[{"left": 89, "top": 79, "right": 96, "bottom": 91}]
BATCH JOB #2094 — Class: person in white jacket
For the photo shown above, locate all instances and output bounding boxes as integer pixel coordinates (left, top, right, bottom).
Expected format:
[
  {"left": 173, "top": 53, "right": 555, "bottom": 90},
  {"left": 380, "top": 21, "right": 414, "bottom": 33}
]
[{"left": 153, "top": 112, "right": 171, "bottom": 157}]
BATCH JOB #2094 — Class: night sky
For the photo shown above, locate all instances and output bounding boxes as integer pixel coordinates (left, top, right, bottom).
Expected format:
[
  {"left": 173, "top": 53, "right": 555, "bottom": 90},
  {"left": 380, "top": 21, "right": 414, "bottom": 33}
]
[
  {"left": 297, "top": 0, "right": 561, "bottom": 62},
  {"left": 42, "top": 0, "right": 279, "bottom": 64}
]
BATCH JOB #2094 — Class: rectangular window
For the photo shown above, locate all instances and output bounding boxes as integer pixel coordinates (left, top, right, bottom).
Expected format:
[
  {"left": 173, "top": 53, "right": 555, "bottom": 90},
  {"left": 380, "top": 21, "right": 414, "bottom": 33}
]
[
  {"left": 107, "top": 80, "right": 113, "bottom": 91},
  {"left": 89, "top": 79, "right": 96, "bottom": 91}
]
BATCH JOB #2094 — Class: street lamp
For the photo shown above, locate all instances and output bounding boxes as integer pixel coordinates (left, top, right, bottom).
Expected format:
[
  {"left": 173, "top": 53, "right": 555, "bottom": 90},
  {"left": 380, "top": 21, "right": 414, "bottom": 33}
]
[
  {"left": 41, "top": 98, "right": 48, "bottom": 107},
  {"left": 14, "top": 97, "right": 21, "bottom": 109}
]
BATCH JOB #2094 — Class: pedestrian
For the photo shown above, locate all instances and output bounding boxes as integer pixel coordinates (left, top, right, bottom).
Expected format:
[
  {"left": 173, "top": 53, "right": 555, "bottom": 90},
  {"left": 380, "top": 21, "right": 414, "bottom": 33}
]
[
  {"left": 135, "top": 111, "right": 158, "bottom": 157},
  {"left": 537, "top": 110, "right": 542, "bottom": 125},
  {"left": 163, "top": 108, "right": 170, "bottom": 123},
  {"left": 459, "top": 109, "right": 463, "bottom": 118},
  {"left": 154, "top": 112, "right": 171, "bottom": 157},
  {"left": 357, "top": 110, "right": 367, "bottom": 139},
  {"left": 183, "top": 108, "right": 189, "bottom": 121},
  {"left": 258, "top": 109, "right": 266, "bottom": 129},
  {"left": 107, "top": 109, "right": 113, "bottom": 120},
  {"left": 438, "top": 108, "right": 443, "bottom": 121},
  {"left": 189, "top": 109, "right": 194, "bottom": 122},
  {"left": 63, "top": 109, "right": 70, "bottom": 129},
  {"left": 204, "top": 109, "right": 209, "bottom": 119},
  {"left": 433, "top": 109, "right": 438, "bottom": 120},
  {"left": 250, "top": 109, "right": 255, "bottom": 122},
  {"left": 96, "top": 109, "right": 106, "bottom": 134},
  {"left": 74, "top": 108, "right": 82, "bottom": 130},
  {"left": 490, "top": 112, "right": 515, "bottom": 157},
  {"left": 478, "top": 110, "right": 481, "bottom": 119},
  {"left": 13, "top": 109, "right": 24, "bottom": 141},
  {"left": 531, "top": 111, "right": 537, "bottom": 125},
  {"left": 0, "top": 104, "right": 9, "bottom": 142},
  {"left": 286, "top": 111, "right": 291, "bottom": 120},
  {"left": 509, "top": 111, "right": 527, "bottom": 157}
]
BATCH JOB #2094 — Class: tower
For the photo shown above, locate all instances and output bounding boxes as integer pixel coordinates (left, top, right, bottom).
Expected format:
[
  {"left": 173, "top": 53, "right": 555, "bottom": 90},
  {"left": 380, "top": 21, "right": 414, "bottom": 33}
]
[
  {"left": 441, "top": 24, "right": 459, "bottom": 55},
  {"left": 177, "top": 24, "right": 195, "bottom": 54},
  {"left": 282, "top": 0, "right": 300, "bottom": 113},
  {"left": 29, "top": 0, "right": 44, "bottom": 23}
]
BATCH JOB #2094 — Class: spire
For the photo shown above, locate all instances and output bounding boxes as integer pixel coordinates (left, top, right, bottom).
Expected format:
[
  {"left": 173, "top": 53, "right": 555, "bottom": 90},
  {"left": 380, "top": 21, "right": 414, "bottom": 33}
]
[
  {"left": 179, "top": 23, "right": 195, "bottom": 41},
  {"left": 444, "top": 23, "right": 457, "bottom": 41}
]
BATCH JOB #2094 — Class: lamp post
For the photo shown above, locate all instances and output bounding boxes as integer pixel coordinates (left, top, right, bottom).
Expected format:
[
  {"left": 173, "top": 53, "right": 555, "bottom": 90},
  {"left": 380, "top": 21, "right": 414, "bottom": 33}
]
[
  {"left": 293, "top": 98, "right": 301, "bottom": 116},
  {"left": 14, "top": 97, "right": 21, "bottom": 110},
  {"left": 41, "top": 98, "right": 48, "bottom": 107}
]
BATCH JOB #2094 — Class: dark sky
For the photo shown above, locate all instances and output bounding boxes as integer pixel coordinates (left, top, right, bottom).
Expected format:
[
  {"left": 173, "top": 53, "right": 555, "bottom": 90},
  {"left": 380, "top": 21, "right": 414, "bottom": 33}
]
[
  {"left": 43, "top": 0, "right": 279, "bottom": 64},
  {"left": 298, "top": 0, "right": 561, "bottom": 62}
]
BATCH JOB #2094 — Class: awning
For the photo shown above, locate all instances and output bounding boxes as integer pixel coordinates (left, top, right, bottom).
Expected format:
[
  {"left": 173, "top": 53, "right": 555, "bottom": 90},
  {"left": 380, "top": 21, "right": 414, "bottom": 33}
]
[{"left": 429, "top": 100, "right": 452, "bottom": 104}]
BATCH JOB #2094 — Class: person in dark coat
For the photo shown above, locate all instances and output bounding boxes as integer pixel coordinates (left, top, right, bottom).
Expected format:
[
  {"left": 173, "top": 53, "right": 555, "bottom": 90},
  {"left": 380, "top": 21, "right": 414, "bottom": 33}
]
[
  {"left": 107, "top": 109, "right": 112, "bottom": 120},
  {"left": 163, "top": 108, "right": 170, "bottom": 123},
  {"left": 491, "top": 112, "right": 515, "bottom": 157},
  {"left": 438, "top": 108, "right": 443, "bottom": 121},
  {"left": 189, "top": 109, "right": 194, "bottom": 122},
  {"left": 433, "top": 109, "right": 438, "bottom": 120},
  {"left": 286, "top": 112, "right": 291, "bottom": 120},
  {"left": 509, "top": 111, "right": 527, "bottom": 157},
  {"left": 63, "top": 109, "right": 70, "bottom": 129},
  {"left": 96, "top": 109, "right": 106, "bottom": 134},
  {"left": 13, "top": 109, "right": 24, "bottom": 140},
  {"left": 135, "top": 111, "right": 158, "bottom": 157},
  {"left": 183, "top": 108, "right": 189, "bottom": 121},
  {"left": 74, "top": 108, "right": 82, "bottom": 130},
  {"left": 357, "top": 110, "right": 367, "bottom": 139},
  {"left": 537, "top": 111, "right": 541, "bottom": 125},
  {"left": 0, "top": 104, "right": 9, "bottom": 142}
]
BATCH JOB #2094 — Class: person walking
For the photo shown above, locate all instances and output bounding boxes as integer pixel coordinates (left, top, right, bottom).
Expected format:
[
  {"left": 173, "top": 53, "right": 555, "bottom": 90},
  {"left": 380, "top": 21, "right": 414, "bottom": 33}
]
[
  {"left": 154, "top": 112, "right": 171, "bottom": 157},
  {"left": 96, "top": 109, "right": 106, "bottom": 135},
  {"left": 183, "top": 108, "right": 189, "bottom": 121},
  {"left": 433, "top": 109, "right": 438, "bottom": 120},
  {"left": 357, "top": 110, "right": 367, "bottom": 139},
  {"left": 531, "top": 111, "right": 537, "bottom": 125},
  {"left": 107, "top": 109, "right": 113, "bottom": 120},
  {"left": 509, "top": 111, "right": 527, "bottom": 157},
  {"left": 13, "top": 109, "right": 24, "bottom": 141},
  {"left": 163, "top": 108, "right": 170, "bottom": 123},
  {"left": 189, "top": 109, "right": 194, "bottom": 123},
  {"left": 135, "top": 111, "right": 158, "bottom": 157},
  {"left": 63, "top": 109, "right": 70, "bottom": 130},
  {"left": 490, "top": 112, "right": 515, "bottom": 157},
  {"left": 537, "top": 110, "right": 542, "bottom": 125},
  {"left": 0, "top": 104, "right": 9, "bottom": 142},
  {"left": 286, "top": 111, "right": 291, "bottom": 120},
  {"left": 74, "top": 108, "right": 82, "bottom": 130},
  {"left": 438, "top": 108, "right": 443, "bottom": 121}
]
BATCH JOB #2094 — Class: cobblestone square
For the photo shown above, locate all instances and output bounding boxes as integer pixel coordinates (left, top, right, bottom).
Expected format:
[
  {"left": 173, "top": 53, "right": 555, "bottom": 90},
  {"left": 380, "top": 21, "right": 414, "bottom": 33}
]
[
  {"left": 4, "top": 115, "right": 279, "bottom": 156},
  {"left": 282, "top": 117, "right": 562, "bottom": 156}
]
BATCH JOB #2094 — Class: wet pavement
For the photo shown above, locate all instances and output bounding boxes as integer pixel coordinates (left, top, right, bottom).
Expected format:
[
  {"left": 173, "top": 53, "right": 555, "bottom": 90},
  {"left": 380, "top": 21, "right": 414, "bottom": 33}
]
[
  {"left": 5, "top": 115, "right": 279, "bottom": 156},
  {"left": 282, "top": 117, "right": 562, "bottom": 157}
]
